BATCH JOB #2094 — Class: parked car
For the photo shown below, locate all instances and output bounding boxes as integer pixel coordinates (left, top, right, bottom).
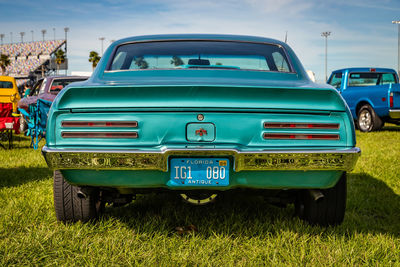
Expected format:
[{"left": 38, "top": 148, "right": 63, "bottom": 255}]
[
  {"left": 42, "top": 34, "right": 360, "bottom": 226},
  {"left": 327, "top": 68, "right": 400, "bottom": 132},
  {"left": 18, "top": 76, "right": 89, "bottom": 112},
  {"left": 0, "top": 75, "right": 21, "bottom": 114}
]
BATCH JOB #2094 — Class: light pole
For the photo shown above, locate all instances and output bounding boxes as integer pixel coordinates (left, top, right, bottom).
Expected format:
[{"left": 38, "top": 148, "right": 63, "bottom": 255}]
[
  {"left": 64, "top": 27, "right": 69, "bottom": 54},
  {"left": 99, "top": 37, "right": 105, "bottom": 56},
  {"left": 0, "top": 34, "right": 4, "bottom": 45},
  {"left": 321, "top": 31, "right": 331, "bottom": 82},
  {"left": 41, "top": 29, "right": 46, "bottom": 41},
  {"left": 20, "top": 32, "right": 25, "bottom": 43},
  {"left": 53, "top": 28, "right": 56, "bottom": 40},
  {"left": 31, "top": 30, "right": 34, "bottom": 42},
  {"left": 393, "top": 21, "right": 400, "bottom": 76},
  {"left": 10, "top": 32, "right": 13, "bottom": 43},
  {"left": 64, "top": 27, "right": 69, "bottom": 75}
]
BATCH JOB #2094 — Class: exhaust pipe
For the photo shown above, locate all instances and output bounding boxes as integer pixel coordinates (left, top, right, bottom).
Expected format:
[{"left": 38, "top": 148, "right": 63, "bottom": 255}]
[
  {"left": 308, "top": 189, "right": 324, "bottom": 202},
  {"left": 77, "top": 190, "right": 87, "bottom": 199},
  {"left": 77, "top": 187, "right": 93, "bottom": 199}
]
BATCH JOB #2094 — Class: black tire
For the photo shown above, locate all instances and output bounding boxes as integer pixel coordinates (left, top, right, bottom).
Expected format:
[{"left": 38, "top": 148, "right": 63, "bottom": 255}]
[
  {"left": 357, "top": 104, "right": 383, "bottom": 132},
  {"left": 53, "top": 170, "right": 103, "bottom": 223},
  {"left": 295, "top": 172, "right": 347, "bottom": 226}
]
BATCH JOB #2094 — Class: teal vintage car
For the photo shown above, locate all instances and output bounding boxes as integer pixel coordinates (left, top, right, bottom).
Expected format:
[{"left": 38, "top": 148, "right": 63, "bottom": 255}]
[{"left": 42, "top": 34, "right": 360, "bottom": 226}]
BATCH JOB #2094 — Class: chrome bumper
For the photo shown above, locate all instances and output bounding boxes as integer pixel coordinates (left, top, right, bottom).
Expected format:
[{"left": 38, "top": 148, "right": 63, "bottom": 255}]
[
  {"left": 42, "top": 146, "right": 360, "bottom": 172},
  {"left": 389, "top": 109, "right": 400, "bottom": 119}
]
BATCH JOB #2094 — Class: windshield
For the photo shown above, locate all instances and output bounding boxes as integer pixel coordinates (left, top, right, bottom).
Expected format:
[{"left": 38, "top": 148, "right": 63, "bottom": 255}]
[
  {"left": 108, "top": 41, "right": 293, "bottom": 72},
  {"left": 38, "top": 79, "right": 48, "bottom": 95},
  {"left": 30, "top": 79, "right": 44, "bottom": 97},
  {"left": 49, "top": 78, "right": 88, "bottom": 94}
]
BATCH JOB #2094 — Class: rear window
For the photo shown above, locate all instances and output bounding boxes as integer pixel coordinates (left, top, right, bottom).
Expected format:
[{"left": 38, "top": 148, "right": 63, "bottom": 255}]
[
  {"left": 49, "top": 78, "right": 87, "bottom": 94},
  {"left": 348, "top": 72, "right": 398, "bottom": 87},
  {"left": 108, "top": 41, "right": 293, "bottom": 72},
  {"left": 0, "top": 81, "right": 13, "bottom": 89}
]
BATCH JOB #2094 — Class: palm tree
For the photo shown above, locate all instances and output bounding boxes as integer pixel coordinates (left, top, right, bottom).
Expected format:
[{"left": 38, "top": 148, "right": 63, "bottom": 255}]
[
  {"left": 55, "top": 49, "right": 65, "bottom": 75},
  {"left": 88, "top": 51, "right": 101, "bottom": 70},
  {"left": 0, "top": 54, "right": 11, "bottom": 75},
  {"left": 134, "top": 56, "right": 148, "bottom": 69},
  {"left": 170, "top": 56, "right": 184, "bottom": 66}
]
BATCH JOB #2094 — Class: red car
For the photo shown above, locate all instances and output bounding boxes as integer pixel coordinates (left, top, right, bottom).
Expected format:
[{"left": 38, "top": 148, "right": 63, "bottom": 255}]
[{"left": 18, "top": 76, "right": 88, "bottom": 111}]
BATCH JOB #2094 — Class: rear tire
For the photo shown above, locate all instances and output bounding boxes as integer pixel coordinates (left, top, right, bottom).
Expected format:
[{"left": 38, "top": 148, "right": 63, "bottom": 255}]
[
  {"left": 295, "top": 172, "right": 347, "bottom": 226},
  {"left": 357, "top": 104, "right": 383, "bottom": 132},
  {"left": 53, "top": 170, "right": 103, "bottom": 223}
]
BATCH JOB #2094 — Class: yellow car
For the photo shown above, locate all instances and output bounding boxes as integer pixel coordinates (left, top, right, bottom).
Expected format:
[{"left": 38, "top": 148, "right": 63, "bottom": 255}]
[{"left": 0, "top": 76, "right": 21, "bottom": 114}]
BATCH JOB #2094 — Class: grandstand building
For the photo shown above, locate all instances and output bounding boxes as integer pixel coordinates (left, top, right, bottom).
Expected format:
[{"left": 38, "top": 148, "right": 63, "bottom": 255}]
[{"left": 0, "top": 40, "right": 67, "bottom": 87}]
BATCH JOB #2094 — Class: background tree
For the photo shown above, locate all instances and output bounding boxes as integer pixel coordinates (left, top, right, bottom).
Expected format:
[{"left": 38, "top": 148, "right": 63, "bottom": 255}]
[
  {"left": 88, "top": 51, "right": 101, "bottom": 70},
  {"left": 0, "top": 54, "right": 11, "bottom": 75},
  {"left": 134, "top": 56, "right": 148, "bottom": 69},
  {"left": 170, "top": 56, "right": 184, "bottom": 66},
  {"left": 55, "top": 49, "right": 65, "bottom": 75}
]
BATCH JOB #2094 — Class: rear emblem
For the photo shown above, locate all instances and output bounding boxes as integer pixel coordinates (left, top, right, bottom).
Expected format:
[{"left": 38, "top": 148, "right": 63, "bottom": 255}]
[{"left": 195, "top": 128, "right": 208, "bottom": 136}]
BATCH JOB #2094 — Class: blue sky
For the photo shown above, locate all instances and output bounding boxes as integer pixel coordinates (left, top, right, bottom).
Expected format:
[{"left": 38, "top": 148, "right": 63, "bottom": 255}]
[{"left": 0, "top": 0, "right": 399, "bottom": 82}]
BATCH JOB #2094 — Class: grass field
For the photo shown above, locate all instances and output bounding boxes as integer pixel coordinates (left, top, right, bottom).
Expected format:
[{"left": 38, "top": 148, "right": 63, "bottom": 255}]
[{"left": 1, "top": 127, "right": 399, "bottom": 266}]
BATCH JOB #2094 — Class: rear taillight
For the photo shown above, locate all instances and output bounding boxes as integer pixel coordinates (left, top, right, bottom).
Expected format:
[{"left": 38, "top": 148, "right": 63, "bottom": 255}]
[
  {"left": 62, "top": 121, "right": 138, "bottom": 128},
  {"left": 61, "top": 132, "right": 138, "bottom": 138},
  {"left": 264, "top": 122, "right": 339, "bottom": 129},
  {"left": 61, "top": 120, "right": 139, "bottom": 139},
  {"left": 263, "top": 122, "right": 340, "bottom": 140},
  {"left": 390, "top": 92, "right": 394, "bottom": 108},
  {"left": 263, "top": 133, "right": 339, "bottom": 140}
]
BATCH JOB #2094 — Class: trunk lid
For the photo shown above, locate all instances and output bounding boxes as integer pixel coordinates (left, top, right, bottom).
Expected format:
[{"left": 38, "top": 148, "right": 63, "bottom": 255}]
[{"left": 55, "top": 85, "right": 346, "bottom": 112}]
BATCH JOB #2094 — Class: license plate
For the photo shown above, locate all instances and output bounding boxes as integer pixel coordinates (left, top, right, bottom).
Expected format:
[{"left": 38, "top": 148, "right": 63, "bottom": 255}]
[{"left": 169, "top": 158, "right": 229, "bottom": 186}]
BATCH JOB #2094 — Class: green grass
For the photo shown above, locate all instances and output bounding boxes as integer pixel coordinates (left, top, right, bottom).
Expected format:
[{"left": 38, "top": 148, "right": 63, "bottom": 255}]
[{"left": 1, "top": 130, "right": 400, "bottom": 266}]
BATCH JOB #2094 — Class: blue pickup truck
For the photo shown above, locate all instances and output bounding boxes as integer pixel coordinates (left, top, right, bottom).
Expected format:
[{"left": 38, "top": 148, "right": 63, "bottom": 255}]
[{"left": 328, "top": 68, "right": 400, "bottom": 132}]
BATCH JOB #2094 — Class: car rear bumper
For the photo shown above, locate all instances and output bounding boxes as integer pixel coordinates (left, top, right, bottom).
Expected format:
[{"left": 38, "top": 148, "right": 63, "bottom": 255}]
[
  {"left": 42, "top": 146, "right": 360, "bottom": 172},
  {"left": 389, "top": 109, "right": 400, "bottom": 119}
]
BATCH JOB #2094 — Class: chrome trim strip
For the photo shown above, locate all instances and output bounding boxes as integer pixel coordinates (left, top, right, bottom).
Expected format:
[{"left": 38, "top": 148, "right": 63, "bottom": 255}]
[
  {"left": 42, "top": 146, "right": 360, "bottom": 172},
  {"left": 389, "top": 109, "right": 400, "bottom": 119}
]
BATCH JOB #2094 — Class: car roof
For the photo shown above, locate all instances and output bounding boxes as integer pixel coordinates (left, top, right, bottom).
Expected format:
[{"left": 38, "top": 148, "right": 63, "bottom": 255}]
[
  {"left": 46, "top": 76, "right": 89, "bottom": 80},
  {"left": 331, "top": 67, "right": 397, "bottom": 73},
  {"left": 0, "top": 76, "right": 16, "bottom": 82},
  {"left": 113, "top": 34, "right": 287, "bottom": 47}
]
